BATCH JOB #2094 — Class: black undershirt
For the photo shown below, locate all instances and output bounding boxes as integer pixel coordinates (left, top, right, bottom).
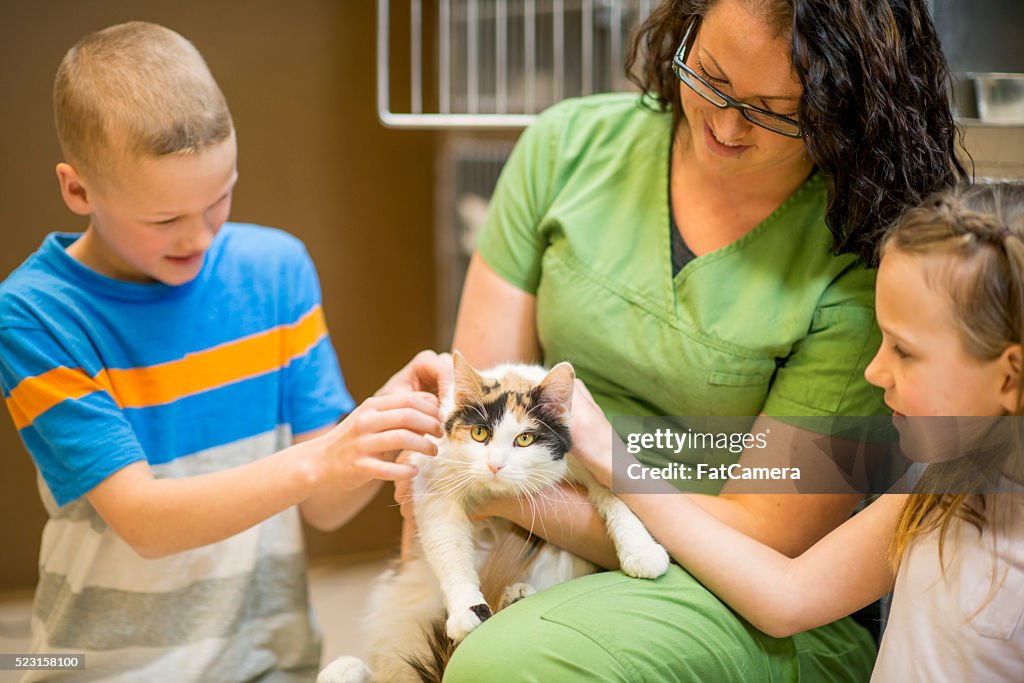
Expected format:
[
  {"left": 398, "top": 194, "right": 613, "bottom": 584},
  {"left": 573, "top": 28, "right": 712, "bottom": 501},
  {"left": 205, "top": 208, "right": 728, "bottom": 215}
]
[{"left": 669, "top": 207, "right": 697, "bottom": 276}]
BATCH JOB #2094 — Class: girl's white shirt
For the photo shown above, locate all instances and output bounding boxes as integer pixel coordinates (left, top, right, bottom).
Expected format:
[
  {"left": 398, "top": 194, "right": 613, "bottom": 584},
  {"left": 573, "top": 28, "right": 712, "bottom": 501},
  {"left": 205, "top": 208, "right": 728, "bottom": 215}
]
[{"left": 872, "top": 479, "right": 1024, "bottom": 682}]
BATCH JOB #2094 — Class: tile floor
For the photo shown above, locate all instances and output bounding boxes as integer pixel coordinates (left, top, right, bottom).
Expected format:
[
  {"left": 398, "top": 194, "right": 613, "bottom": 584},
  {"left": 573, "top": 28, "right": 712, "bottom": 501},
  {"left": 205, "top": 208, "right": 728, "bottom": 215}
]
[{"left": 0, "top": 553, "right": 389, "bottom": 683}]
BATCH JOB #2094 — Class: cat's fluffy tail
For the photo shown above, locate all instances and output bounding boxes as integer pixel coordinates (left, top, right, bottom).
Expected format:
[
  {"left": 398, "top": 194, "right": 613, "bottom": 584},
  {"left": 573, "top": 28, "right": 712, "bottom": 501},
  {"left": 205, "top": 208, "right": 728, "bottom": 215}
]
[{"left": 403, "top": 618, "right": 454, "bottom": 683}]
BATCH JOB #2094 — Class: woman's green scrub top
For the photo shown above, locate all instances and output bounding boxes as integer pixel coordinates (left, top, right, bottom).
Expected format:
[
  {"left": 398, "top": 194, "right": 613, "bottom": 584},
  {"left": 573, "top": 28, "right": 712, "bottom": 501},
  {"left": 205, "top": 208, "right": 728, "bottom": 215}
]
[{"left": 477, "top": 93, "right": 884, "bottom": 424}]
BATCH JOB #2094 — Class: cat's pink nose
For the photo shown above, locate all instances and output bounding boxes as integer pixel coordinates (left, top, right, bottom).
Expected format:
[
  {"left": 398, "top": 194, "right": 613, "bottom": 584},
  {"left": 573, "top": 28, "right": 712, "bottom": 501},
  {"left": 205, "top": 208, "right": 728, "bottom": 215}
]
[{"left": 488, "top": 463, "right": 504, "bottom": 475}]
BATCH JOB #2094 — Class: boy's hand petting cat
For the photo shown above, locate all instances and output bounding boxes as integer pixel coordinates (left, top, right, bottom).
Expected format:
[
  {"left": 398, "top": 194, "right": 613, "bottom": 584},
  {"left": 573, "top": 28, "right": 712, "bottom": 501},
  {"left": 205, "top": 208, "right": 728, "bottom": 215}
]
[
  {"left": 316, "top": 391, "right": 442, "bottom": 490},
  {"left": 568, "top": 379, "right": 615, "bottom": 488},
  {"left": 374, "top": 350, "right": 453, "bottom": 399}
]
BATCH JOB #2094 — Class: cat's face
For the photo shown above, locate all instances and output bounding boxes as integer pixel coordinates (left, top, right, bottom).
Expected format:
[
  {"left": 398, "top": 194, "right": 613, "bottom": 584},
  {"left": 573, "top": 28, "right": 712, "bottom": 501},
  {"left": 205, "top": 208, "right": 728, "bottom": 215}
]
[{"left": 441, "top": 354, "right": 574, "bottom": 495}]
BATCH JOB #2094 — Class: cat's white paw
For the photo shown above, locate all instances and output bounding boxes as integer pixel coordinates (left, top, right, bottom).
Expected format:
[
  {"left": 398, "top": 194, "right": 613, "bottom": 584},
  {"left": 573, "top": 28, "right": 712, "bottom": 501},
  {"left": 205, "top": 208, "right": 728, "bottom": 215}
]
[
  {"left": 619, "top": 542, "right": 671, "bottom": 580},
  {"left": 317, "top": 656, "right": 375, "bottom": 683},
  {"left": 446, "top": 602, "right": 492, "bottom": 642},
  {"left": 499, "top": 582, "right": 536, "bottom": 609}
]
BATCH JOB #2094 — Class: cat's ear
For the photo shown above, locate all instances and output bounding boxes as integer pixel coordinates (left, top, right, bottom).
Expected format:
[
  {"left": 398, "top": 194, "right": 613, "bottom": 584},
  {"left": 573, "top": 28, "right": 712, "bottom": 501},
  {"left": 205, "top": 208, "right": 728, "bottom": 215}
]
[
  {"left": 539, "top": 362, "right": 575, "bottom": 411},
  {"left": 452, "top": 350, "right": 486, "bottom": 405}
]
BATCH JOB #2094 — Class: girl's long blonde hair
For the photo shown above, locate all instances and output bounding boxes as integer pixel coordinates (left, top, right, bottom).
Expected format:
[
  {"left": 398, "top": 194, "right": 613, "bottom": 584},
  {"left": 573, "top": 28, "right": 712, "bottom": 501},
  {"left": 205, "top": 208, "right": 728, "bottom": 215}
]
[{"left": 881, "top": 183, "right": 1024, "bottom": 568}]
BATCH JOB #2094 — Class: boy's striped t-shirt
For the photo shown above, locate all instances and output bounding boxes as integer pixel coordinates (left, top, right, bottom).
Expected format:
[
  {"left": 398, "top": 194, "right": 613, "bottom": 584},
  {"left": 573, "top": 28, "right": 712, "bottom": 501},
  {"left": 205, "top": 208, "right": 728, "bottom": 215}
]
[{"left": 0, "top": 223, "right": 354, "bottom": 681}]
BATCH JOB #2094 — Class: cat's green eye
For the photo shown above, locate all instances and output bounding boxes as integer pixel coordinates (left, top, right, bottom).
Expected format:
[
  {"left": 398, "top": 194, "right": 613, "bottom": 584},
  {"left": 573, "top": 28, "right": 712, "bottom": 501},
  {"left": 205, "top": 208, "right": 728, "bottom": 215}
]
[
  {"left": 470, "top": 425, "right": 490, "bottom": 442},
  {"left": 514, "top": 432, "right": 535, "bottom": 447}
]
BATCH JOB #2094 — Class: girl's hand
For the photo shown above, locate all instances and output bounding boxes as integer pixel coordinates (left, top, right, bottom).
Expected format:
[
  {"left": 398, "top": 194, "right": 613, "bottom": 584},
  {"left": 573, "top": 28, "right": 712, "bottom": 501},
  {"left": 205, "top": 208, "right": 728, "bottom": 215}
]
[{"left": 570, "top": 379, "right": 615, "bottom": 488}]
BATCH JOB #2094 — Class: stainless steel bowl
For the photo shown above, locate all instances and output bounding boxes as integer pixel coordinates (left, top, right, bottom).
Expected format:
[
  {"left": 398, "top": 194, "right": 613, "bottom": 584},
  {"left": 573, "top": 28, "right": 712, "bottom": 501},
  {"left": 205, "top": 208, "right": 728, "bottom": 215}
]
[{"left": 970, "top": 73, "right": 1024, "bottom": 124}]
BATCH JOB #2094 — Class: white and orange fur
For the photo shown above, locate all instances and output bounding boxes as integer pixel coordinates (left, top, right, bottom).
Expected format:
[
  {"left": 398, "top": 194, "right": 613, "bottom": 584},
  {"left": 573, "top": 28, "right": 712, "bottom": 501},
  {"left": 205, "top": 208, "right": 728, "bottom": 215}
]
[{"left": 319, "top": 353, "right": 669, "bottom": 683}]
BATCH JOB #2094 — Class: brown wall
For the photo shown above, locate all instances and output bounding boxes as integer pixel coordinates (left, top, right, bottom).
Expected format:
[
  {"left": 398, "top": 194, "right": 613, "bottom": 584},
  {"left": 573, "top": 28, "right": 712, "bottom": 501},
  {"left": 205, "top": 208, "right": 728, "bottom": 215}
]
[{"left": 0, "top": 1, "right": 437, "bottom": 591}]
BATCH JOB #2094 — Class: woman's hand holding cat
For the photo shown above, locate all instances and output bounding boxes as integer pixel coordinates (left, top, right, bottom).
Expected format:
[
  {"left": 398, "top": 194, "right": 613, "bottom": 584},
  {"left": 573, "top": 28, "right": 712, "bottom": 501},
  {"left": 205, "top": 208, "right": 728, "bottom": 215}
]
[
  {"left": 315, "top": 391, "right": 443, "bottom": 491},
  {"left": 568, "top": 379, "right": 615, "bottom": 488}
]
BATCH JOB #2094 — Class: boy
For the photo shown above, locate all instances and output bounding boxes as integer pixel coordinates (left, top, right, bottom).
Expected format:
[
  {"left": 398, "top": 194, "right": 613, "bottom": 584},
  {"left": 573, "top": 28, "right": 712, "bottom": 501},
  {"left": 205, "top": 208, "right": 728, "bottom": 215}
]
[{"left": 0, "top": 21, "right": 444, "bottom": 681}]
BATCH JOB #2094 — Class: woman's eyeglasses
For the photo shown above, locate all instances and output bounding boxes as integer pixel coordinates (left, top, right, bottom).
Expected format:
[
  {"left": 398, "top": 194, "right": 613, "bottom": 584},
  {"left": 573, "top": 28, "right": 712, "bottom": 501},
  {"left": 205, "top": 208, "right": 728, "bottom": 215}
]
[{"left": 672, "top": 15, "right": 804, "bottom": 138}]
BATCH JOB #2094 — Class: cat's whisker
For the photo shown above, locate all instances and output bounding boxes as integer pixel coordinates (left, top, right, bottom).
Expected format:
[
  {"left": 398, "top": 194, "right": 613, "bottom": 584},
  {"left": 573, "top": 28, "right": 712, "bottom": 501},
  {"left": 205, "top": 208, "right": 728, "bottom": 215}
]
[
  {"left": 424, "top": 472, "right": 480, "bottom": 502},
  {"left": 432, "top": 466, "right": 478, "bottom": 485},
  {"left": 468, "top": 400, "right": 488, "bottom": 424},
  {"left": 518, "top": 481, "right": 562, "bottom": 542},
  {"left": 523, "top": 476, "right": 579, "bottom": 540},
  {"left": 524, "top": 407, "right": 571, "bottom": 449},
  {"left": 450, "top": 473, "right": 488, "bottom": 506},
  {"left": 505, "top": 479, "right": 543, "bottom": 540},
  {"left": 430, "top": 471, "right": 476, "bottom": 490},
  {"left": 440, "top": 478, "right": 479, "bottom": 502},
  {"left": 521, "top": 473, "right": 585, "bottom": 507},
  {"left": 524, "top": 405, "right": 555, "bottom": 430},
  {"left": 415, "top": 487, "right": 465, "bottom": 502},
  {"left": 518, "top": 491, "right": 542, "bottom": 544},
  {"left": 423, "top": 476, "right": 466, "bottom": 495}
]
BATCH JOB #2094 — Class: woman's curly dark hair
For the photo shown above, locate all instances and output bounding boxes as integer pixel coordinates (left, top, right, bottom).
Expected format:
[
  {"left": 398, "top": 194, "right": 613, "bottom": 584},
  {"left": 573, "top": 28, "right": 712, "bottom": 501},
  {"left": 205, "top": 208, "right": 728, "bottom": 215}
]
[{"left": 625, "top": 0, "right": 968, "bottom": 264}]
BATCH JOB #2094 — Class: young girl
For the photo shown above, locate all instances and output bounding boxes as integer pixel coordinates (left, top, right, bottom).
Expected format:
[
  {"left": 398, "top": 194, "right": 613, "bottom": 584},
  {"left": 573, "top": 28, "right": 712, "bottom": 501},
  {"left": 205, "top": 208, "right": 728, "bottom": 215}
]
[{"left": 572, "top": 182, "right": 1024, "bottom": 681}]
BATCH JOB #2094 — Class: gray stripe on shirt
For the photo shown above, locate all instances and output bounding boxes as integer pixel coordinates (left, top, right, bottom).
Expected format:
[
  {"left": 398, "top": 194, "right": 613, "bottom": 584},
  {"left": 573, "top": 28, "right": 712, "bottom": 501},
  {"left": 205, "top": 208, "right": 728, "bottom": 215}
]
[{"left": 34, "top": 552, "right": 313, "bottom": 651}]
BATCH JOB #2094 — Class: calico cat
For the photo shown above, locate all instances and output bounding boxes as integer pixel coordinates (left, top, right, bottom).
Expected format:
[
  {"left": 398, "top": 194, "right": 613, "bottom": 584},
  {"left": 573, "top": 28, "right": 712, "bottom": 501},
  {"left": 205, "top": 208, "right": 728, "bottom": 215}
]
[{"left": 318, "top": 353, "right": 669, "bottom": 683}]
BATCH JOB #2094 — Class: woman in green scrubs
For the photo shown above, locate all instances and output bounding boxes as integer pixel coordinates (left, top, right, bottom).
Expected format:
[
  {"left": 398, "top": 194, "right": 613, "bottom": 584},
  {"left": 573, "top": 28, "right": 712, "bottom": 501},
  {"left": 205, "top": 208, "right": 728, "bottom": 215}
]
[{"left": 440, "top": 0, "right": 965, "bottom": 680}]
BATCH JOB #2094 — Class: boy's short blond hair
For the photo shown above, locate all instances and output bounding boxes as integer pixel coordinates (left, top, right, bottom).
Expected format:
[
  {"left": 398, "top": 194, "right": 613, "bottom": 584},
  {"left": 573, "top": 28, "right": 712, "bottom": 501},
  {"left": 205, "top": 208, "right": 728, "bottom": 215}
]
[{"left": 53, "top": 21, "right": 233, "bottom": 184}]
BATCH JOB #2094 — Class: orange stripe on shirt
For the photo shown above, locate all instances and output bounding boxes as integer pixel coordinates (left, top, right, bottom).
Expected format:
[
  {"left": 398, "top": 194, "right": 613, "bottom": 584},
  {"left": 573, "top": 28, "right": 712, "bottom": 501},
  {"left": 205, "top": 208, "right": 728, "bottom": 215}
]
[
  {"left": 7, "top": 367, "right": 118, "bottom": 431},
  {"left": 108, "top": 305, "right": 328, "bottom": 407},
  {"left": 5, "top": 306, "right": 327, "bottom": 430}
]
